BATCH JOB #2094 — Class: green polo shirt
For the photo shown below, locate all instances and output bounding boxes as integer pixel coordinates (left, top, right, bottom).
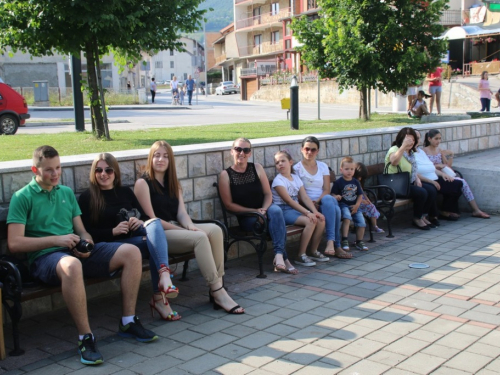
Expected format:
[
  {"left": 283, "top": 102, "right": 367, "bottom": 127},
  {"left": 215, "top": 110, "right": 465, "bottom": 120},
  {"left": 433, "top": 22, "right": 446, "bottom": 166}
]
[
  {"left": 384, "top": 146, "right": 413, "bottom": 174},
  {"left": 7, "top": 177, "right": 82, "bottom": 265}
]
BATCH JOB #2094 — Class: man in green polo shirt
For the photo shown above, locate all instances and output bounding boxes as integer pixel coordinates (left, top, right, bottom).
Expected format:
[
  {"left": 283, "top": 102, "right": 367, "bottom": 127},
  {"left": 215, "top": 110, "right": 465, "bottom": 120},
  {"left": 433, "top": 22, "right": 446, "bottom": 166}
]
[{"left": 7, "top": 146, "right": 157, "bottom": 365}]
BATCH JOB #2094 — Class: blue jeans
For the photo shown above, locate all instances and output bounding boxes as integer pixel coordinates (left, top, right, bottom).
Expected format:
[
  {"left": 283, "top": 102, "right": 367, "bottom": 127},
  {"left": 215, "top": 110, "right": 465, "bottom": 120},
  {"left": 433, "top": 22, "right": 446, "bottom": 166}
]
[
  {"left": 187, "top": 90, "right": 193, "bottom": 104},
  {"left": 116, "top": 218, "right": 169, "bottom": 293},
  {"left": 239, "top": 204, "right": 288, "bottom": 261},
  {"left": 339, "top": 203, "right": 366, "bottom": 227},
  {"left": 319, "top": 195, "right": 342, "bottom": 248}
]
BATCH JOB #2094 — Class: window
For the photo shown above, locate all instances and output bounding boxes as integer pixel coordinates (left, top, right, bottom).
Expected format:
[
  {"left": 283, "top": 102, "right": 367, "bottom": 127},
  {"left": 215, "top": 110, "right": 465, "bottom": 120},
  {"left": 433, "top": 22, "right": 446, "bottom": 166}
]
[
  {"left": 170, "top": 50, "right": 174, "bottom": 56},
  {"left": 285, "top": 21, "right": 291, "bottom": 36},
  {"left": 170, "top": 61, "right": 174, "bottom": 68},
  {"left": 286, "top": 52, "right": 291, "bottom": 59},
  {"left": 155, "top": 61, "right": 163, "bottom": 68},
  {"left": 253, "top": 7, "right": 261, "bottom": 17},
  {"left": 307, "top": 0, "right": 317, "bottom": 10},
  {"left": 271, "top": 2, "right": 279, "bottom": 15},
  {"left": 171, "top": 73, "right": 174, "bottom": 79},
  {"left": 285, "top": 39, "right": 291, "bottom": 50},
  {"left": 184, "top": 73, "right": 188, "bottom": 80},
  {"left": 254, "top": 34, "right": 262, "bottom": 47},
  {"left": 271, "top": 31, "right": 280, "bottom": 44}
]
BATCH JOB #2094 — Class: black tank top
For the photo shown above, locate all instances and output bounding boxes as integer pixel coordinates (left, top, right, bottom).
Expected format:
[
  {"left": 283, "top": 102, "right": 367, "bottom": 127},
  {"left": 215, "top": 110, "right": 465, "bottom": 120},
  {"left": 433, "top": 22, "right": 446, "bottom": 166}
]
[{"left": 226, "top": 163, "right": 264, "bottom": 209}]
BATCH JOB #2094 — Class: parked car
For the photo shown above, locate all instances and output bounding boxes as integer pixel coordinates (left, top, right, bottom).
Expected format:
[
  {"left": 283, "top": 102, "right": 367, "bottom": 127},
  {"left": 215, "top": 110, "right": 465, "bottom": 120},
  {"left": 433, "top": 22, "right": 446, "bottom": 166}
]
[
  {"left": 215, "top": 81, "right": 240, "bottom": 95},
  {"left": 0, "top": 83, "right": 30, "bottom": 135}
]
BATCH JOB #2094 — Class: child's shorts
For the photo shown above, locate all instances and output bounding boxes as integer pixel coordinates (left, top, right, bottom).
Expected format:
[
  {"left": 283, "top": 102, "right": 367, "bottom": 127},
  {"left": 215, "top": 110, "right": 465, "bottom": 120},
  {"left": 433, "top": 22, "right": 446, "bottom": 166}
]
[
  {"left": 339, "top": 203, "right": 366, "bottom": 228},
  {"left": 278, "top": 204, "right": 303, "bottom": 225}
]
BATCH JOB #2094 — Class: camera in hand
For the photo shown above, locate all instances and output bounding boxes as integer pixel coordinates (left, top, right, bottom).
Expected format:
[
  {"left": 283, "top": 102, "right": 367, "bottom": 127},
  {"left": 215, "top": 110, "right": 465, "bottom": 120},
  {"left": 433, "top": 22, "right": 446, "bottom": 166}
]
[
  {"left": 75, "top": 239, "right": 94, "bottom": 253},
  {"left": 116, "top": 208, "right": 141, "bottom": 224}
]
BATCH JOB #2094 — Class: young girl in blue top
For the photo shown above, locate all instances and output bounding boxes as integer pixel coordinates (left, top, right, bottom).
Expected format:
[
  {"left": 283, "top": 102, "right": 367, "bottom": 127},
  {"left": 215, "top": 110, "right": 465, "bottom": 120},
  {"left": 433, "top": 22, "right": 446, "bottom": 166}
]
[{"left": 272, "top": 150, "right": 326, "bottom": 267}]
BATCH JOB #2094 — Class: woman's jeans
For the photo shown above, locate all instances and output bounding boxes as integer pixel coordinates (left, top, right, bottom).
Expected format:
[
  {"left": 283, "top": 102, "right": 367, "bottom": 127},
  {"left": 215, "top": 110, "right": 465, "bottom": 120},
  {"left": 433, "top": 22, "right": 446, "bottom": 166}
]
[
  {"left": 238, "top": 204, "right": 288, "bottom": 261},
  {"left": 318, "top": 195, "right": 342, "bottom": 248},
  {"left": 409, "top": 183, "right": 438, "bottom": 219},
  {"left": 480, "top": 98, "right": 491, "bottom": 112},
  {"left": 116, "top": 218, "right": 169, "bottom": 293}
]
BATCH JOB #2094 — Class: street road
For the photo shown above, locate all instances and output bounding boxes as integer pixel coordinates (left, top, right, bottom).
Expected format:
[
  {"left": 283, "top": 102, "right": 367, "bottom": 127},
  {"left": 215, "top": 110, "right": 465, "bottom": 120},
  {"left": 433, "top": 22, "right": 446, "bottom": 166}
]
[{"left": 19, "top": 88, "right": 364, "bottom": 134}]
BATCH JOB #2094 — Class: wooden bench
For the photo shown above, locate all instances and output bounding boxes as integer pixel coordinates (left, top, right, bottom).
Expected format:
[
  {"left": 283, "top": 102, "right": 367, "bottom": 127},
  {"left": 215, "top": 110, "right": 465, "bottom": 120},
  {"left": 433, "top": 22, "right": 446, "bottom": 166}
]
[
  {"left": 213, "top": 182, "right": 303, "bottom": 278},
  {"left": 0, "top": 217, "right": 227, "bottom": 357},
  {"left": 281, "top": 98, "right": 290, "bottom": 119}
]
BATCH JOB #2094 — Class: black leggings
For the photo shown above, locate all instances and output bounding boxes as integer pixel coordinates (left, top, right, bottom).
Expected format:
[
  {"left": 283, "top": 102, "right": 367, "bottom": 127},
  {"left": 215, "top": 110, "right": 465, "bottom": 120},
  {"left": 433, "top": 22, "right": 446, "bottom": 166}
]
[
  {"left": 409, "top": 183, "right": 438, "bottom": 219},
  {"left": 435, "top": 177, "right": 463, "bottom": 214}
]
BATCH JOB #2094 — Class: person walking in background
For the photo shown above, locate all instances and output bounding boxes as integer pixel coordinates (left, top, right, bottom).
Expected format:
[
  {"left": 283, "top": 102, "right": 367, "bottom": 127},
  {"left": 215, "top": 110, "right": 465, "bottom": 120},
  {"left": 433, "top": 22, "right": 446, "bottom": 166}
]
[
  {"left": 426, "top": 67, "right": 443, "bottom": 115},
  {"left": 171, "top": 76, "right": 179, "bottom": 99},
  {"left": 185, "top": 75, "right": 195, "bottom": 105},
  {"left": 150, "top": 78, "right": 157, "bottom": 103},
  {"left": 179, "top": 86, "right": 185, "bottom": 105},
  {"left": 479, "top": 71, "right": 493, "bottom": 112}
]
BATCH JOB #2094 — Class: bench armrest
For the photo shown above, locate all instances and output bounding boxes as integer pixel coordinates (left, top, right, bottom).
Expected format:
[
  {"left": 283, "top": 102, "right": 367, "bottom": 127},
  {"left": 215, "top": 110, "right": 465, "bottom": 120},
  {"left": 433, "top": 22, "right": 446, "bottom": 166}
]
[
  {"left": 225, "top": 211, "right": 268, "bottom": 236},
  {"left": 192, "top": 218, "right": 229, "bottom": 244},
  {"left": 364, "top": 185, "right": 397, "bottom": 208}
]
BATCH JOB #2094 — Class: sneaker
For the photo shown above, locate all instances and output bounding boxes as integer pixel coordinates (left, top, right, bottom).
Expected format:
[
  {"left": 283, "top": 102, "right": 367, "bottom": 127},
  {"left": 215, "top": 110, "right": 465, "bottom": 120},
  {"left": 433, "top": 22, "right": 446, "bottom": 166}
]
[
  {"left": 407, "top": 110, "right": 412, "bottom": 119},
  {"left": 309, "top": 251, "right": 330, "bottom": 262},
  {"left": 371, "top": 226, "right": 385, "bottom": 234},
  {"left": 295, "top": 254, "right": 316, "bottom": 267},
  {"left": 118, "top": 316, "right": 158, "bottom": 342},
  {"left": 355, "top": 241, "right": 369, "bottom": 251},
  {"left": 78, "top": 333, "right": 103, "bottom": 365},
  {"left": 341, "top": 239, "right": 350, "bottom": 251}
]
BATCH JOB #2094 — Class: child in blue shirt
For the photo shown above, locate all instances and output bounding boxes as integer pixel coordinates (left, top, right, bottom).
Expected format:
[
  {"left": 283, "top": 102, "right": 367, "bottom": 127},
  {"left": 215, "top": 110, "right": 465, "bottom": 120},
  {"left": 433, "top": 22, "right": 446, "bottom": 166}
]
[{"left": 331, "top": 156, "right": 368, "bottom": 251}]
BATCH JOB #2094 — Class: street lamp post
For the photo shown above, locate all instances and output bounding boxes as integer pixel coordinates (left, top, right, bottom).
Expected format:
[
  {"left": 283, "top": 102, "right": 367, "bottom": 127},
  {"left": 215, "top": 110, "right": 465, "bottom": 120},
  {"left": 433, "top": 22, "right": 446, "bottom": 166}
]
[
  {"left": 317, "top": 73, "right": 320, "bottom": 120},
  {"left": 290, "top": 75, "right": 299, "bottom": 130}
]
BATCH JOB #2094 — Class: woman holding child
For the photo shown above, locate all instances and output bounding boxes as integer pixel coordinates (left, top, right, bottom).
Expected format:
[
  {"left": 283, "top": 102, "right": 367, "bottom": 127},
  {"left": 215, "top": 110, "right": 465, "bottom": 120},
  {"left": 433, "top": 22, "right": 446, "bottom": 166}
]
[
  {"left": 294, "top": 136, "right": 351, "bottom": 259},
  {"left": 385, "top": 127, "right": 439, "bottom": 230},
  {"left": 219, "top": 138, "right": 298, "bottom": 273},
  {"left": 134, "top": 141, "right": 244, "bottom": 314}
]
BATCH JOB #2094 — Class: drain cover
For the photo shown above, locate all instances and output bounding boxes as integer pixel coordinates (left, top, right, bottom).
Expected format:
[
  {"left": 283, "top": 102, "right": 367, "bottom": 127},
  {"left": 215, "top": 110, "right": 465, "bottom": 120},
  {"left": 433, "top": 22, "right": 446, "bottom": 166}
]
[{"left": 409, "top": 263, "right": 429, "bottom": 269}]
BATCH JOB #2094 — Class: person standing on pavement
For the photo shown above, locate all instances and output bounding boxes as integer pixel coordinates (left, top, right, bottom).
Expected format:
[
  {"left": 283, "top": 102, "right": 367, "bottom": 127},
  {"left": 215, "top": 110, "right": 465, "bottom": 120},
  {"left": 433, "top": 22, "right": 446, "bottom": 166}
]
[
  {"left": 150, "top": 78, "right": 157, "bottom": 103},
  {"left": 426, "top": 67, "right": 443, "bottom": 115},
  {"left": 171, "top": 76, "right": 179, "bottom": 99},
  {"left": 478, "top": 71, "right": 493, "bottom": 112},
  {"left": 186, "top": 75, "right": 196, "bottom": 105}
]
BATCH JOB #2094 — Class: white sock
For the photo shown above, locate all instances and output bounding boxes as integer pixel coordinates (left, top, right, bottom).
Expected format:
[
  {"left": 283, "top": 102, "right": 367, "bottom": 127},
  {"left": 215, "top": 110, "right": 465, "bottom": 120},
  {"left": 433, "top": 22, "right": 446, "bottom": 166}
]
[{"left": 121, "top": 315, "right": 135, "bottom": 325}]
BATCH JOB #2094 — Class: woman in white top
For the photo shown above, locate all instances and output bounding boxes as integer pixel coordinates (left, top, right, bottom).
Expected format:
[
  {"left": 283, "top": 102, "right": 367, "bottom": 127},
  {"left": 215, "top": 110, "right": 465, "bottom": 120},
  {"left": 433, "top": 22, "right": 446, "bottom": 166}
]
[
  {"left": 171, "top": 76, "right": 179, "bottom": 96},
  {"left": 294, "top": 136, "right": 351, "bottom": 259},
  {"left": 414, "top": 130, "right": 463, "bottom": 220}
]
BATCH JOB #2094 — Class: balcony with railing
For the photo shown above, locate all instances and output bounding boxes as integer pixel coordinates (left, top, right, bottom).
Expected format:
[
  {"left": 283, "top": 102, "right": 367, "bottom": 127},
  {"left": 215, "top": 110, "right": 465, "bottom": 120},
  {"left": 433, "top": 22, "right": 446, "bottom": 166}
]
[
  {"left": 236, "top": 8, "right": 291, "bottom": 30},
  {"left": 239, "top": 41, "right": 284, "bottom": 57},
  {"left": 241, "top": 68, "right": 257, "bottom": 76},
  {"left": 215, "top": 54, "right": 227, "bottom": 65},
  {"left": 439, "top": 10, "right": 466, "bottom": 26}
]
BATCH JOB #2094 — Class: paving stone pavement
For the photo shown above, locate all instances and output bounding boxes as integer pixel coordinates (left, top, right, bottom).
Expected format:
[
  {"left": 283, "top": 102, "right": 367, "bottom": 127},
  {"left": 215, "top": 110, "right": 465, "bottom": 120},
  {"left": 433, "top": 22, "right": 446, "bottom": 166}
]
[{"left": 1, "top": 212, "right": 500, "bottom": 374}]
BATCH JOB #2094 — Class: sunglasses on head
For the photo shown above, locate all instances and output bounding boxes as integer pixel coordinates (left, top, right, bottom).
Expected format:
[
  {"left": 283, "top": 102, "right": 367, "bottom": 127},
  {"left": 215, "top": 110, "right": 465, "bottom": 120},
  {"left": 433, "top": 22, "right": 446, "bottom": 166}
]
[
  {"left": 233, "top": 147, "right": 251, "bottom": 154},
  {"left": 304, "top": 147, "right": 318, "bottom": 153},
  {"left": 95, "top": 167, "right": 114, "bottom": 175}
]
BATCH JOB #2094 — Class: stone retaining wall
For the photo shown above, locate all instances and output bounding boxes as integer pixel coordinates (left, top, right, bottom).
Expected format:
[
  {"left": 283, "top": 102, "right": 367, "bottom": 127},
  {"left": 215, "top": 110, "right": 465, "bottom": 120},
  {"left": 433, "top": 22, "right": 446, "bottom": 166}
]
[{"left": 1, "top": 119, "right": 499, "bottom": 260}]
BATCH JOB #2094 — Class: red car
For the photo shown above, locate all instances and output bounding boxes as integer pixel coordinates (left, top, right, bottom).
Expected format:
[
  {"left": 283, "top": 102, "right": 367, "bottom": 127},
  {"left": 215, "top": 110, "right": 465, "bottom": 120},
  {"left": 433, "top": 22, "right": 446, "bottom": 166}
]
[{"left": 0, "top": 82, "right": 30, "bottom": 135}]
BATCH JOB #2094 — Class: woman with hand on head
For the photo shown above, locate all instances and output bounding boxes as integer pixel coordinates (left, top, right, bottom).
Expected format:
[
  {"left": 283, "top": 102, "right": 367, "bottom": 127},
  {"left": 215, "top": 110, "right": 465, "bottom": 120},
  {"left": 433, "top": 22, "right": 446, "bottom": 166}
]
[
  {"left": 79, "top": 153, "right": 181, "bottom": 322},
  {"left": 219, "top": 138, "right": 298, "bottom": 274},
  {"left": 134, "top": 141, "right": 244, "bottom": 314},
  {"left": 385, "top": 127, "right": 439, "bottom": 230},
  {"left": 293, "top": 136, "right": 351, "bottom": 259},
  {"left": 423, "top": 129, "right": 490, "bottom": 219}
]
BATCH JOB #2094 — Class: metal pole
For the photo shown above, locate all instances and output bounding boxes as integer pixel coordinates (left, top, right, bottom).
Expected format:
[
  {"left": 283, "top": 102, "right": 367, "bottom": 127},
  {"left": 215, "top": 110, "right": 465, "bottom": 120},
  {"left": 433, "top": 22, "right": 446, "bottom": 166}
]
[
  {"left": 204, "top": 20, "right": 208, "bottom": 98},
  {"left": 317, "top": 74, "right": 320, "bottom": 120},
  {"left": 71, "top": 55, "right": 85, "bottom": 132},
  {"left": 290, "top": 75, "right": 299, "bottom": 130}
]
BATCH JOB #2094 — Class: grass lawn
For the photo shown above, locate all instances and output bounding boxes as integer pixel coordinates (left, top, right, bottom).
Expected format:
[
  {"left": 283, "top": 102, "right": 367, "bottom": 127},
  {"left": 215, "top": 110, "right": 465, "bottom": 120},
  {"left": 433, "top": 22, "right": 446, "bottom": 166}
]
[{"left": 0, "top": 113, "right": 415, "bottom": 162}]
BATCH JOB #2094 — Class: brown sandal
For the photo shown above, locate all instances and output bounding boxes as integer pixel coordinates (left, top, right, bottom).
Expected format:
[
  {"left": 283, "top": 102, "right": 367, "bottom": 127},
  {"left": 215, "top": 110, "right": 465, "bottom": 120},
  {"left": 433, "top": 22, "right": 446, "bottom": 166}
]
[{"left": 334, "top": 248, "right": 353, "bottom": 259}]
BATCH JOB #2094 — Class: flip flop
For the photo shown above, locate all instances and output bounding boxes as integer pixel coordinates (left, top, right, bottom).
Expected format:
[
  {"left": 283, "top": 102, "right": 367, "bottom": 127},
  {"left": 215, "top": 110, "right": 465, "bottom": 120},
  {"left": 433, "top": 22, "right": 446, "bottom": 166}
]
[
  {"left": 472, "top": 212, "right": 490, "bottom": 219},
  {"left": 334, "top": 248, "right": 353, "bottom": 259},
  {"left": 324, "top": 249, "right": 336, "bottom": 256},
  {"left": 287, "top": 267, "right": 299, "bottom": 275}
]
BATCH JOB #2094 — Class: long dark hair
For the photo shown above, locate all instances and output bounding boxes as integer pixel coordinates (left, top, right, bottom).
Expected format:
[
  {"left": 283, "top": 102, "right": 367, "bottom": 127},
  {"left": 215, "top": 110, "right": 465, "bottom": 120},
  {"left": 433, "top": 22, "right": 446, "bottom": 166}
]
[
  {"left": 392, "top": 127, "right": 418, "bottom": 153},
  {"left": 301, "top": 136, "right": 320, "bottom": 148},
  {"left": 424, "top": 129, "right": 441, "bottom": 147},
  {"left": 89, "top": 153, "right": 122, "bottom": 224}
]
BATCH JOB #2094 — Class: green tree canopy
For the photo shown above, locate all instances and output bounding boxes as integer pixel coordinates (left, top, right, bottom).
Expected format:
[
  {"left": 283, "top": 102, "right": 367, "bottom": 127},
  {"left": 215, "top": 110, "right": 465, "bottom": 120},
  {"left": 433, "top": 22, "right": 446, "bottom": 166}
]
[
  {"left": 0, "top": 0, "right": 206, "bottom": 137},
  {"left": 293, "top": 0, "right": 448, "bottom": 119}
]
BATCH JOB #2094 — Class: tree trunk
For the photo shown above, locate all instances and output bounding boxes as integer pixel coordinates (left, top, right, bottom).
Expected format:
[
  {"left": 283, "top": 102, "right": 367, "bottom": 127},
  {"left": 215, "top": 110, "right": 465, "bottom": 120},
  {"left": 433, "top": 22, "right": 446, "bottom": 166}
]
[
  {"left": 85, "top": 40, "right": 105, "bottom": 138},
  {"left": 359, "top": 86, "right": 370, "bottom": 120},
  {"left": 93, "top": 38, "right": 110, "bottom": 140}
]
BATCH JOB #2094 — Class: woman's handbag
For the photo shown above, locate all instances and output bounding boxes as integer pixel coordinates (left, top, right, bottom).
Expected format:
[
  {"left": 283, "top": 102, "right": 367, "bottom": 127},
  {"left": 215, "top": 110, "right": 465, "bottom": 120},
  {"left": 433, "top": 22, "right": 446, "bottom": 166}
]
[{"left": 377, "top": 163, "right": 411, "bottom": 198}]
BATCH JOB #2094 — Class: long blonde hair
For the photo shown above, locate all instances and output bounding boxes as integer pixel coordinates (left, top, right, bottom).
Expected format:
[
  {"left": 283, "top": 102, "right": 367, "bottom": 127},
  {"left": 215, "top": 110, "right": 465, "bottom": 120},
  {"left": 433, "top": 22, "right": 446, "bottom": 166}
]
[
  {"left": 146, "top": 141, "right": 180, "bottom": 198},
  {"left": 88, "top": 153, "right": 122, "bottom": 224}
]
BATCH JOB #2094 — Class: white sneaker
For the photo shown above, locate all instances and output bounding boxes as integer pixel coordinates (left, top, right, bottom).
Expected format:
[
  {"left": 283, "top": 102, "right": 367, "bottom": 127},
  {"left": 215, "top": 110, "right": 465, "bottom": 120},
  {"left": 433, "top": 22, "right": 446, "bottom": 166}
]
[
  {"left": 309, "top": 251, "right": 329, "bottom": 262},
  {"left": 295, "top": 255, "right": 316, "bottom": 267}
]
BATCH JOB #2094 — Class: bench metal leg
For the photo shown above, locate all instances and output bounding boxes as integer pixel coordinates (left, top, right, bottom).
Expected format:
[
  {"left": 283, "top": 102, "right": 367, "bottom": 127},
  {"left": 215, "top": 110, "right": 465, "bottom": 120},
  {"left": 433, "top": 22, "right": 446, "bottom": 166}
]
[
  {"left": 179, "top": 260, "right": 190, "bottom": 281},
  {"left": 0, "top": 261, "right": 24, "bottom": 356},
  {"left": 384, "top": 210, "right": 395, "bottom": 238},
  {"left": 366, "top": 217, "right": 375, "bottom": 243},
  {"left": 256, "top": 241, "right": 267, "bottom": 279}
]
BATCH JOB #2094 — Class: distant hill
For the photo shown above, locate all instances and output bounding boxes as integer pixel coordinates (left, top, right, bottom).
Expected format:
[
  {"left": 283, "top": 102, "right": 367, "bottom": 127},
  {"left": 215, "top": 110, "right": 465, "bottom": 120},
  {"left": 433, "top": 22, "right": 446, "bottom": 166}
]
[{"left": 200, "top": 0, "right": 233, "bottom": 32}]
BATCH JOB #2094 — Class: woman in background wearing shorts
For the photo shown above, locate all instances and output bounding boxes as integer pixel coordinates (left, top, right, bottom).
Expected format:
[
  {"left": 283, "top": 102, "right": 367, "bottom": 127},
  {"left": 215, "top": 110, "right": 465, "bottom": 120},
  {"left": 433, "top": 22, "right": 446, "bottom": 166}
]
[{"left": 427, "top": 67, "right": 443, "bottom": 115}]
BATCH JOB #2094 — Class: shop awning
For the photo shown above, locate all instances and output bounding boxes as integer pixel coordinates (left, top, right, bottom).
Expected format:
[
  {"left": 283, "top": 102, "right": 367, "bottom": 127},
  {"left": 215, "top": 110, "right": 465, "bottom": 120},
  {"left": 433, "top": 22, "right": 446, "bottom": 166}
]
[{"left": 440, "top": 25, "right": 500, "bottom": 40}]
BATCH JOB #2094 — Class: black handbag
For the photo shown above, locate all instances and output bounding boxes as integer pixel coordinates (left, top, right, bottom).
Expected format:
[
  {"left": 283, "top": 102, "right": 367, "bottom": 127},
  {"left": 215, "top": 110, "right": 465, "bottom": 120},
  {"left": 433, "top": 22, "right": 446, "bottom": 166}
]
[{"left": 377, "top": 163, "right": 411, "bottom": 199}]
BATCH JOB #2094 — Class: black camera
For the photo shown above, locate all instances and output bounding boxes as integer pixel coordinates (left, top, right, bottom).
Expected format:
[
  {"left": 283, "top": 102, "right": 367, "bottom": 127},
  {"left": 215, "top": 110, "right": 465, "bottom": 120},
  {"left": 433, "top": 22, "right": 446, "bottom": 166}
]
[
  {"left": 116, "top": 208, "right": 141, "bottom": 224},
  {"left": 75, "top": 239, "right": 94, "bottom": 253}
]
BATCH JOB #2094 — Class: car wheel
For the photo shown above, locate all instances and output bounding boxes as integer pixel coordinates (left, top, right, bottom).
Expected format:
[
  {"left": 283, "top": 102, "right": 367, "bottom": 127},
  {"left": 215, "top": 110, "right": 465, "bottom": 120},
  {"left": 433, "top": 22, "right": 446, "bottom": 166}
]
[{"left": 0, "top": 114, "right": 19, "bottom": 135}]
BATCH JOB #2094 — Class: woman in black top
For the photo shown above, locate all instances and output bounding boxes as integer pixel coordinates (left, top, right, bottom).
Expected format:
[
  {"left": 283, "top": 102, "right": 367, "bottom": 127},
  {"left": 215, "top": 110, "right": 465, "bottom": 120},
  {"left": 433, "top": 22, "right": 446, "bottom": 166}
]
[
  {"left": 79, "top": 153, "right": 180, "bottom": 321},
  {"left": 134, "top": 141, "right": 244, "bottom": 314}
]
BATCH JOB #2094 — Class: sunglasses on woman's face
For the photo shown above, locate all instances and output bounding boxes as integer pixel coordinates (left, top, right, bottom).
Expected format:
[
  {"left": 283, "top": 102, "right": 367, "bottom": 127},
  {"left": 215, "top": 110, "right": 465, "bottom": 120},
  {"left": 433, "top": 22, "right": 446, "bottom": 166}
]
[
  {"left": 233, "top": 147, "right": 251, "bottom": 154},
  {"left": 95, "top": 167, "right": 114, "bottom": 175},
  {"left": 303, "top": 147, "right": 318, "bottom": 153}
]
